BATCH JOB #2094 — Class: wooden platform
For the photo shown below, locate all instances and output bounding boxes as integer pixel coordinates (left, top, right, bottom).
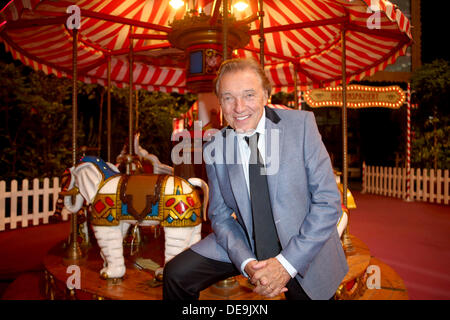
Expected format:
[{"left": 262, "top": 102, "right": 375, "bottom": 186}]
[
  {"left": 359, "top": 257, "right": 408, "bottom": 300},
  {"left": 36, "top": 230, "right": 408, "bottom": 300}
]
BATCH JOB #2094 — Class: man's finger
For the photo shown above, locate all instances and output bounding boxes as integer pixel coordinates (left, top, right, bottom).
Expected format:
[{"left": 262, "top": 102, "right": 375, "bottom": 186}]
[
  {"left": 257, "top": 276, "right": 269, "bottom": 287},
  {"left": 266, "top": 286, "right": 288, "bottom": 298},
  {"left": 252, "top": 260, "right": 268, "bottom": 270}
]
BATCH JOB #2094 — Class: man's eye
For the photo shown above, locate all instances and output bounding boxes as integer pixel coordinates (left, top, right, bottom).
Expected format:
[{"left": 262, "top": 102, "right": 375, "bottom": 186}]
[{"left": 245, "top": 93, "right": 255, "bottom": 99}]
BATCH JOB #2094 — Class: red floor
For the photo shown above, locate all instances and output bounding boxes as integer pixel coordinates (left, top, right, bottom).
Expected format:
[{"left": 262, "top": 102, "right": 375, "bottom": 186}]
[
  {"left": 0, "top": 191, "right": 449, "bottom": 300},
  {"left": 349, "top": 191, "right": 450, "bottom": 300}
]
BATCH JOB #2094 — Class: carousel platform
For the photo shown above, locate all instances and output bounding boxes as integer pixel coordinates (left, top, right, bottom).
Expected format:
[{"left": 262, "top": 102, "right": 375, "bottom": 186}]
[
  {"left": 3, "top": 190, "right": 448, "bottom": 300},
  {"left": 3, "top": 225, "right": 407, "bottom": 300}
]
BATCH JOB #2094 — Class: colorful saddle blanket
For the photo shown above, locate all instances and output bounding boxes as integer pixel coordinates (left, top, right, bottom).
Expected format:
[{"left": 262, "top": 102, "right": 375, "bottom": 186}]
[{"left": 90, "top": 174, "right": 202, "bottom": 228}]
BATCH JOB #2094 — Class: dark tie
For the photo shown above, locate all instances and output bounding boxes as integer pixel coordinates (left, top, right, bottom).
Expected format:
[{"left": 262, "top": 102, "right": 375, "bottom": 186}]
[{"left": 245, "top": 133, "right": 281, "bottom": 260}]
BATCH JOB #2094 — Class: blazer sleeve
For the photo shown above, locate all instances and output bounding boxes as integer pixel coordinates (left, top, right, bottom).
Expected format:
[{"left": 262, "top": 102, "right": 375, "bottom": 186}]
[
  {"left": 203, "top": 147, "right": 256, "bottom": 270},
  {"left": 280, "top": 111, "right": 341, "bottom": 277}
]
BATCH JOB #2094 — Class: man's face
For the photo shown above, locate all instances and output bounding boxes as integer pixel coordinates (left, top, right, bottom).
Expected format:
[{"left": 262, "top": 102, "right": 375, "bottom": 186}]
[{"left": 218, "top": 69, "right": 268, "bottom": 134}]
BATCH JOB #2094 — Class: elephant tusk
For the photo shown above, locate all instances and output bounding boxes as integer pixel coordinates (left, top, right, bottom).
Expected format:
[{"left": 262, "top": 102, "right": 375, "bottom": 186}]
[{"left": 59, "top": 187, "right": 79, "bottom": 196}]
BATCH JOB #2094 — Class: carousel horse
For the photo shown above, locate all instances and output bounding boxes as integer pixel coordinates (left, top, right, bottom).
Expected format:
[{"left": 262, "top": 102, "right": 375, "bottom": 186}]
[{"left": 61, "top": 156, "right": 209, "bottom": 279}]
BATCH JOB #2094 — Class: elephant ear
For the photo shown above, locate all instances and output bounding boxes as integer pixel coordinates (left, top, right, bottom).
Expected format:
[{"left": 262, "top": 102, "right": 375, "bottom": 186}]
[
  {"left": 73, "top": 162, "right": 103, "bottom": 204},
  {"left": 187, "top": 178, "right": 209, "bottom": 221}
]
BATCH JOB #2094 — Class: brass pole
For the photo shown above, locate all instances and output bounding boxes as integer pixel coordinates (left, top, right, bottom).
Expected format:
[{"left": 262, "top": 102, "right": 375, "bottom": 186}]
[
  {"left": 258, "top": 0, "right": 265, "bottom": 66},
  {"left": 135, "top": 90, "right": 139, "bottom": 131},
  {"left": 98, "top": 86, "right": 103, "bottom": 157},
  {"left": 220, "top": 0, "right": 227, "bottom": 128},
  {"left": 128, "top": 26, "right": 134, "bottom": 157},
  {"left": 341, "top": 27, "right": 354, "bottom": 254},
  {"left": 72, "top": 29, "right": 78, "bottom": 167},
  {"left": 341, "top": 29, "right": 348, "bottom": 209},
  {"left": 64, "top": 28, "right": 84, "bottom": 265},
  {"left": 222, "top": 0, "right": 228, "bottom": 60},
  {"left": 107, "top": 55, "right": 111, "bottom": 163}
]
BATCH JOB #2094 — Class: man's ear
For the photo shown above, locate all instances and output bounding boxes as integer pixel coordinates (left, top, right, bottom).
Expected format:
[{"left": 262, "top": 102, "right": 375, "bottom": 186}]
[{"left": 264, "top": 91, "right": 269, "bottom": 103}]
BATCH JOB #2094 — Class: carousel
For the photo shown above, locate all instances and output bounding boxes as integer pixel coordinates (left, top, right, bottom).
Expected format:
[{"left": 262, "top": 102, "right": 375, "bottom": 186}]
[{"left": 0, "top": 0, "right": 413, "bottom": 300}]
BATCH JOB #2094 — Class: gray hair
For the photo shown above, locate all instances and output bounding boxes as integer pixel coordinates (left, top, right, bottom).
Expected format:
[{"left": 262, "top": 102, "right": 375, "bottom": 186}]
[{"left": 213, "top": 58, "right": 272, "bottom": 97}]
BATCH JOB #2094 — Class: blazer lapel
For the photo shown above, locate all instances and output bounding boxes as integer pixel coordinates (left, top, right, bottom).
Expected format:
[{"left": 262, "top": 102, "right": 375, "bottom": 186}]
[
  {"left": 223, "top": 130, "right": 254, "bottom": 246},
  {"left": 264, "top": 107, "right": 283, "bottom": 214}
]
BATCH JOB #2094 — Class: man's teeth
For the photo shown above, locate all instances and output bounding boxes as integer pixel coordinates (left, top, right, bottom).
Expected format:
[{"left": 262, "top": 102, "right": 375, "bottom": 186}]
[{"left": 237, "top": 115, "right": 249, "bottom": 120}]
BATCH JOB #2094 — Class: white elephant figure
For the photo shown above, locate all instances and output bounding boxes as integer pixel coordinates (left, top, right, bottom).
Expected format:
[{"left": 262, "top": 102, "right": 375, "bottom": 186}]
[{"left": 62, "top": 156, "right": 208, "bottom": 280}]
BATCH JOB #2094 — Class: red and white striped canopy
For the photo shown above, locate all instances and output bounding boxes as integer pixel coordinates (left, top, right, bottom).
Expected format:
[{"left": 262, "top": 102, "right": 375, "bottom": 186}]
[{"left": 0, "top": 0, "right": 412, "bottom": 93}]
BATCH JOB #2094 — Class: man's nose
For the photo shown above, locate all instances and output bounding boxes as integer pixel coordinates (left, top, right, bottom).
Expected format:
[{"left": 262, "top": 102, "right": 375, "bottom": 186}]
[{"left": 234, "top": 96, "right": 246, "bottom": 113}]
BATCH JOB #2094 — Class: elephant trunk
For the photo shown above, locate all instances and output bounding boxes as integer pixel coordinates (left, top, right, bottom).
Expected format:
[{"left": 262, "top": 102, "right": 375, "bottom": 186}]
[{"left": 64, "top": 193, "right": 84, "bottom": 214}]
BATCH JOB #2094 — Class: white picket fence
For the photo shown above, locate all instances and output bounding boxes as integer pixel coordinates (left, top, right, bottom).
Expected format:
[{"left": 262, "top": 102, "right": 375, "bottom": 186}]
[
  {"left": 362, "top": 164, "right": 450, "bottom": 204},
  {"left": 0, "top": 177, "right": 69, "bottom": 231}
]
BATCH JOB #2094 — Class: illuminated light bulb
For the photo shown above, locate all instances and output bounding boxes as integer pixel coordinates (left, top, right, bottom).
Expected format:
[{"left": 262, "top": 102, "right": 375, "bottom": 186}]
[
  {"left": 170, "top": 0, "right": 184, "bottom": 10},
  {"left": 233, "top": 1, "right": 249, "bottom": 11}
]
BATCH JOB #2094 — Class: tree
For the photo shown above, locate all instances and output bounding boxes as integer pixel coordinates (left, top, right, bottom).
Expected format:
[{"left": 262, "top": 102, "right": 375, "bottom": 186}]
[
  {"left": 0, "top": 57, "right": 196, "bottom": 181},
  {"left": 136, "top": 90, "right": 195, "bottom": 165},
  {"left": 410, "top": 59, "right": 450, "bottom": 169},
  {"left": 100, "top": 87, "right": 195, "bottom": 166},
  {"left": 0, "top": 61, "right": 74, "bottom": 181}
]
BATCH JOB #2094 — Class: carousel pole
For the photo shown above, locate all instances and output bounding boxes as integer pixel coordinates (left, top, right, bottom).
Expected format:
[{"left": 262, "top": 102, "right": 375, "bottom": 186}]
[
  {"left": 98, "top": 86, "right": 103, "bottom": 157},
  {"left": 72, "top": 30, "right": 78, "bottom": 167},
  {"left": 222, "top": 0, "right": 228, "bottom": 60},
  {"left": 135, "top": 90, "right": 139, "bottom": 132},
  {"left": 258, "top": 0, "right": 265, "bottom": 66},
  {"left": 63, "top": 28, "right": 84, "bottom": 265},
  {"left": 405, "top": 83, "right": 412, "bottom": 202},
  {"left": 340, "top": 27, "right": 354, "bottom": 254},
  {"left": 127, "top": 25, "right": 142, "bottom": 247},
  {"left": 219, "top": 0, "right": 228, "bottom": 127},
  {"left": 107, "top": 54, "right": 111, "bottom": 163},
  {"left": 127, "top": 26, "right": 134, "bottom": 174}
]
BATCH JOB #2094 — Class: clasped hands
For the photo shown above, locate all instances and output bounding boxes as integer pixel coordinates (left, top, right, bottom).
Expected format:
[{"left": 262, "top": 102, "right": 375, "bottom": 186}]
[{"left": 245, "top": 258, "right": 291, "bottom": 298}]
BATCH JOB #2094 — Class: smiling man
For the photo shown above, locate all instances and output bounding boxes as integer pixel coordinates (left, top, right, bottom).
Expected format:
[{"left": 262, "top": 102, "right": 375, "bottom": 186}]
[
  {"left": 218, "top": 66, "right": 268, "bottom": 133},
  {"left": 163, "top": 58, "right": 348, "bottom": 300}
]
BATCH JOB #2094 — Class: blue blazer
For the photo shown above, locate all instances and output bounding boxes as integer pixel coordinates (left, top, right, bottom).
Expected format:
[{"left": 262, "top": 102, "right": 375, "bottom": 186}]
[{"left": 191, "top": 106, "right": 349, "bottom": 299}]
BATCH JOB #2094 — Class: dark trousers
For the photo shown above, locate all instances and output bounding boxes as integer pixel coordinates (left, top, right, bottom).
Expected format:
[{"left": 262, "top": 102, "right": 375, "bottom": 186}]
[{"left": 163, "top": 249, "right": 311, "bottom": 300}]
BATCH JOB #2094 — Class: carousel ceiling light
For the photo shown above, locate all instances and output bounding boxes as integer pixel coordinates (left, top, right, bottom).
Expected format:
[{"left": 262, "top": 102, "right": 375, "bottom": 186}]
[
  {"left": 233, "top": 1, "right": 249, "bottom": 12},
  {"left": 169, "top": 0, "right": 184, "bottom": 10}
]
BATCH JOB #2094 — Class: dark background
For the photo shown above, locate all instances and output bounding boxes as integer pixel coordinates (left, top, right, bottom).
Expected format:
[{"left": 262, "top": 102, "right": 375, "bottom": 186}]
[{"left": 0, "top": 0, "right": 447, "bottom": 176}]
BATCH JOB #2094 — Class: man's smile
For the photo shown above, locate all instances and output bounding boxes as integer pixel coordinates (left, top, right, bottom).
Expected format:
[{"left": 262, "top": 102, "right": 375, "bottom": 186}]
[{"left": 236, "top": 115, "right": 250, "bottom": 121}]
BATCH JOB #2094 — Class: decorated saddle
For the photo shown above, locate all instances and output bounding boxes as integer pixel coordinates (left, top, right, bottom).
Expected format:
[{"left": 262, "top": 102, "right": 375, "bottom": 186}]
[{"left": 81, "top": 156, "right": 202, "bottom": 228}]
